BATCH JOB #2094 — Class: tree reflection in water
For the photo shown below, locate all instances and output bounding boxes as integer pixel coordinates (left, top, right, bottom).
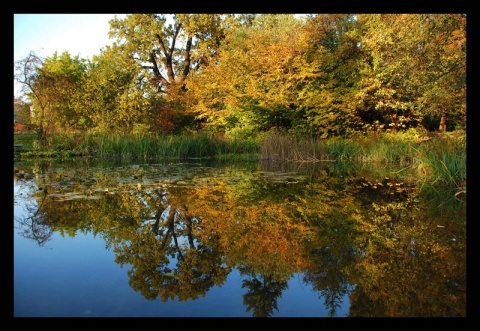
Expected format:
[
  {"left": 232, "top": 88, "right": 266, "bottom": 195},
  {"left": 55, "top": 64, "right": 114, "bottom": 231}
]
[
  {"left": 13, "top": 160, "right": 466, "bottom": 317},
  {"left": 240, "top": 267, "right": 288, "bottom": 318},
  {"left": 14, "top": 170, "right": 54, "bottom": 247}
]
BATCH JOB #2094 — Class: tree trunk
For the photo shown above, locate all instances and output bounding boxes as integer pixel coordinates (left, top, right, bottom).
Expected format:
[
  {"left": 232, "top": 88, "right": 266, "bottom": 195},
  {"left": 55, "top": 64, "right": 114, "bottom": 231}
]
[
  {"left": 36, "top": 124, "right": 48, "bottom": 148},
  {"left": 439, "top": 112, "right": 447, "bottom": 132}
]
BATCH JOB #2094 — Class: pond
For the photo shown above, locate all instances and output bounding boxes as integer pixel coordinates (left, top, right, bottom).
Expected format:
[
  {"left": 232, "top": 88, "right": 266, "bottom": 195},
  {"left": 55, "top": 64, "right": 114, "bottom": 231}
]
[{"left": 13, "top": 158, "right": 466, "bottom": 317}]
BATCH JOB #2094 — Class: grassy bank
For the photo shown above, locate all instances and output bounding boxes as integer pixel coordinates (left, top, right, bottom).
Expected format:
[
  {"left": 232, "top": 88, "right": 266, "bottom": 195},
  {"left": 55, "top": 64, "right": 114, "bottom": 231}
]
[
  {"left": 14, "top": 132, "right": 260, "bottom": 161},
  {"left": 14, "top": 129, "right": 466, "bottom": 198}
]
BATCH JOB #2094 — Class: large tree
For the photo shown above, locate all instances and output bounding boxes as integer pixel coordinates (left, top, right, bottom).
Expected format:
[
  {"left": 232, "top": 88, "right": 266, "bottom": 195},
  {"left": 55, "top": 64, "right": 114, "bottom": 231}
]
[
  {"left": 355, "top": 14, "right": 466, "bottom": 132},
  {"left": 415, "top": 14, "right": 466, "bottom": 131},
  {"left": 298, "top": 14, "right": 365, "bottom": 138},
  {"left": 78, "top": 44, "right": 146, "bottom": 133},
  {"left": 108, "top": 14, "right": 231, "bottom": 133},
  {"left": 14, "top": 51, "right": 86, "bottom": 144},
  {"left": 39, "top": 51, "right": 88, "bottom": 132},
  {"left": 187, "top": 14, "right": 309, "bottom": 138},
  {"left": 109, "top": 14, "right": 228, "bottom": 93},
  {"left": 15, "top": 51, "right": 50, "bottom": 144},
  {"left": 14, "top": 96, "right": 32, "bottom": 125}
]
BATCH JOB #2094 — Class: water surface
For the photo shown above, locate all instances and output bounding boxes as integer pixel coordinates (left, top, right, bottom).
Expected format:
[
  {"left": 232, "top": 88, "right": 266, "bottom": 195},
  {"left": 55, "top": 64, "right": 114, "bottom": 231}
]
[{"left": 13, "top": 159, "right": 466, "bottom": 317}]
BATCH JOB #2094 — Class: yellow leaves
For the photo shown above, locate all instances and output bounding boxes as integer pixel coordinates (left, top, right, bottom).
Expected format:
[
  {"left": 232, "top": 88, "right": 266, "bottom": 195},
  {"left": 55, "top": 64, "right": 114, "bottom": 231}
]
[
  {"left": 176, "top": 177, "right": 316, "bottom": 275},
  {"left": 177, "top": 14, "right": 223, "bottom": 39},
  {"left": 187, "top": 14, "right": 311, "bottom": 126},
  {"left": 446, "top": 28, "right": 466, "bottom": 52}
]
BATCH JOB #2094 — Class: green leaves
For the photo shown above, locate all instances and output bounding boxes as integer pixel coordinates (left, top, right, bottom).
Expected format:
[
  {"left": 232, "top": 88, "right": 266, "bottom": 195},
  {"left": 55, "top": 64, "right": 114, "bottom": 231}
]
[{"left": 356, "top": 14, "right": 466, "bottom": 132}]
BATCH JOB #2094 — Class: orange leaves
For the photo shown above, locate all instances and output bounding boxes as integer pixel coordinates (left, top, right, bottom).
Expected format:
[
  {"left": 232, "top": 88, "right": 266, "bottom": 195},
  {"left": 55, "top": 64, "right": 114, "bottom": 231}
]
[{"left": 179, "top": 179, "right": 313, "bottom": 275}]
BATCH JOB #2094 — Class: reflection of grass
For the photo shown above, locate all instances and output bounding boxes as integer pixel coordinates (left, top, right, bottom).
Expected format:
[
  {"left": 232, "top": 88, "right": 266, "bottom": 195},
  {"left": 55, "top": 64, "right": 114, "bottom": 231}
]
[{"left": 18, "top": 150, "right": 85, "bottom": 161}]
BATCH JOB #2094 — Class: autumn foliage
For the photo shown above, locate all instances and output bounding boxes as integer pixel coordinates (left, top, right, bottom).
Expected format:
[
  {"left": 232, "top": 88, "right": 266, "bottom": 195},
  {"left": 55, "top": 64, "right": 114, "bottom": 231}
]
[{"left": 15, "top": 14, "right": 466, "bottom": 140}]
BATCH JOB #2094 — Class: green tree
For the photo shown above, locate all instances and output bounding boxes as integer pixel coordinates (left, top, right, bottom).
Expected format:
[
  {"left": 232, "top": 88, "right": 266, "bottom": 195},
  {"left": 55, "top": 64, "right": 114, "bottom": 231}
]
[
  {"left": 14, "top": 51, "right": 87, "bottom": 145},
  {"left": 415, "top": 14, "right": 466, "bottom": 131},
  {"left": 79, "top": 45, "right": 148, "bottom": 133},
  {"left": 14, "top": 96, "right": 32, "bottom": 124},
  {"left": 355, "top": 14, "right": 466, "bottom": 132},
  {"left": 298, "top": 14, "right": 365, "bottom": 138},
  {"left": 40, "top": 51, "right": 88, "bottom": 132},
  {"left": 14, "top": 52, "right": 52, "bottom": 145}
]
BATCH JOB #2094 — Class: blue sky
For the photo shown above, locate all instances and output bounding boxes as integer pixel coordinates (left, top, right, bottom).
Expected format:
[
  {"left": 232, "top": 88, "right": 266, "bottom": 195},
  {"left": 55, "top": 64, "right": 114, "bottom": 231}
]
[
  {"left": 14, "top": 14, "right": 125, "bottom": 96},
  {"left": 14, "top": 14, "right": 125, "bottom": 61}
]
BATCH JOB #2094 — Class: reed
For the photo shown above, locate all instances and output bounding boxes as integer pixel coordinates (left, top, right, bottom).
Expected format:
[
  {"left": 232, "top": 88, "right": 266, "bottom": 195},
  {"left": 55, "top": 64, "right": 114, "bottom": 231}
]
[
  {"left": 420, "top": 134, "right": 465, "bottom": 182},
  {"left": 17, "top": 130, "right": 466, "bottom": 203},
  {"left": 80, "top": 132, "right": 259, "bottom": 161},
  {"left": 260, "top": 133, "right": 327, "bottom": 161},
  {"left": 325, "top": 137, "right": 363, "bottom": 161}
]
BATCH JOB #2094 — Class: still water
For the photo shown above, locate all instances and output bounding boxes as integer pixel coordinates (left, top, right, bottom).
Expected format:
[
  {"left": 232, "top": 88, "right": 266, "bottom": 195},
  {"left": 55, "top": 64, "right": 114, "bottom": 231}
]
[{"left": 13, "top": 158, "right": 466, "bottom": 317}]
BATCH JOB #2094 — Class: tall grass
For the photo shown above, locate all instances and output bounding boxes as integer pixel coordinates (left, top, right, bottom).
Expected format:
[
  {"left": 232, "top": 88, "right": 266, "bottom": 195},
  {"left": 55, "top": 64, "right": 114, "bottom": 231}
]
[
  {"left": 260, "top": 131, "right": 422, "bottom": 164},
  {"left": 88, "top": 132, "right": 259, "bottom": 161},
  {"left": 16, "top": 130, "right": 466, "bottom": 203},
  {"left": 14, "top": 133, "right": 37, "bottom": 150},
  {"left": 260, "top": 133, "right": 328, "bottom": 161},
  {"left": 420, "top": 137, "right": 466, "bottom": 186},
  {"left": 416, "top": 132, "right": 466, "bottom": 210},
  {"left": 259, "top": 130, "right": 466, "bottom": 201},
  {"left": 325, "top": 137, "right": 364, "bottom": 161}
]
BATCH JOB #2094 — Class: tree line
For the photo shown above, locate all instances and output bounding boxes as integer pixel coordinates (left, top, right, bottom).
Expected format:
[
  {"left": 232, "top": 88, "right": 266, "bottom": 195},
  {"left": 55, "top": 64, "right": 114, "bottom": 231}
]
[{"left": 14, "top": 14, "right": 466, "bottom": 145}]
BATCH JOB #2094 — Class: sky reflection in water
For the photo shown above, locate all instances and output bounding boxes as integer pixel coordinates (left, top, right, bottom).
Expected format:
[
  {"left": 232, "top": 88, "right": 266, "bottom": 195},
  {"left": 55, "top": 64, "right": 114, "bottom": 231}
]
[{"left": 13, "top": 160, "right": 465, "bottom": 317}]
